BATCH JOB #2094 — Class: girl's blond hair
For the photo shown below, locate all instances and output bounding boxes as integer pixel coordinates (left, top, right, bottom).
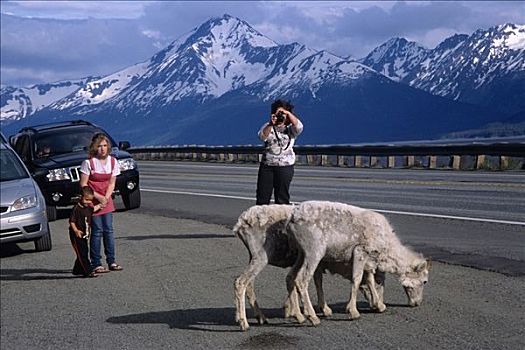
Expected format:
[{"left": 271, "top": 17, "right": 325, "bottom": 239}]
[{"left": 88, "top": 133, "right": 112, "bottom": 159}]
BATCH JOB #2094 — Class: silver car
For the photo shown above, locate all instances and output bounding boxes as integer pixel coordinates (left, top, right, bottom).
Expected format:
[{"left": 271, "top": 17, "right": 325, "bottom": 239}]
[{"left": 0, "top": 142, "right": 51, "bottom": 251}]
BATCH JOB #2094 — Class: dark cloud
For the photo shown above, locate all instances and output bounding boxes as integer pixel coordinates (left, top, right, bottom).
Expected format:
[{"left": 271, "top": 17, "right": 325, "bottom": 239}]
[
  {"left": 301, "top": 2, "right": 473, "bottom": 55},
  {"left": 0, "top": 13, "right": 157, "bottom": 85}
]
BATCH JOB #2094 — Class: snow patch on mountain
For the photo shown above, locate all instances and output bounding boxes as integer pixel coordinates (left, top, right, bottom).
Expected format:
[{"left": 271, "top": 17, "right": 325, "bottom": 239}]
[
  {"left": 497, "top": 24, "right": 525, "bottom": 49},
  {"left": 51, "top": 62, "right": 149, "bottom": 110},
  {"left": 362, "top": 38, "right": 429, "bottom": 82},
  {"left": 1, "top": 77, "right": 98, "bottom": 123},
  {"left": 364, "top": 23, "right": 524, "bottom": 107}
]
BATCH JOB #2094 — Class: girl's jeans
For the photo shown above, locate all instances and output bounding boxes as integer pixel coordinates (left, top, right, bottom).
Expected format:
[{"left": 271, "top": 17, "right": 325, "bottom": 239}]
[{"left": 90, "top": 212, "right": 115, "bottom": 267}]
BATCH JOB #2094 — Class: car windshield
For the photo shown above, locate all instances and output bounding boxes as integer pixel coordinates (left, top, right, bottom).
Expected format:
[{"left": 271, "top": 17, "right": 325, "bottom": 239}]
[
  {"left": 34, "top": 127, "right": 114, "bottom": 158},
  {"left": 0, "top": 149, "right": 30, "bottom": 182}
]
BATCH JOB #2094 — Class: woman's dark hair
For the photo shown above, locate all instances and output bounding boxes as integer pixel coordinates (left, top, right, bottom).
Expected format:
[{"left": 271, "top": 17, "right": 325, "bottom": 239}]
[{"left": 271, "top": 99, "right": 294, "bottom": 114}]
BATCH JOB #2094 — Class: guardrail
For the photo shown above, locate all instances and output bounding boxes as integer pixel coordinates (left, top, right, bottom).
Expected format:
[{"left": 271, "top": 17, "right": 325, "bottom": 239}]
[{"left": 128, "top": 142, "right": 525, "bottom": 170}]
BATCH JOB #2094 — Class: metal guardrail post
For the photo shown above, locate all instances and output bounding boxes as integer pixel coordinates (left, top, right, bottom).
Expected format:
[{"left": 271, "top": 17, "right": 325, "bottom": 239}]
[
  {"left": 370, "top": 156, "right": 378, "bottom": 167},
  {"left": 475, "top": 155, "right": 486, "bottom": 169},
  {"left": 500, "top": 156, "right": 508, "bottom": 170},
  {"left": 429, "top": 156, "right": 437, "bottom": 169},
  {"left": 452, "top": 155, "right": 461, "bottom": 170},
  {"left": 355, "top": 156, "right": 362, "bottom": 168},
  {"left": 406, "top": 156, "right": 415, "bottom": 168},
  {"left": 387, "top": 156, "right": 395, "bottom": 168}
]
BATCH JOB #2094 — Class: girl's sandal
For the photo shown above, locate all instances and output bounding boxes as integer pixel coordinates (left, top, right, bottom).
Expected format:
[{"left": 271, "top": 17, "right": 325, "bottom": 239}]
[
  {"left": 109, "top": 263, "right": 123, "bottom": 271},
  {"left": 93, "top": 266, "right": 110, "bottom": 273}
]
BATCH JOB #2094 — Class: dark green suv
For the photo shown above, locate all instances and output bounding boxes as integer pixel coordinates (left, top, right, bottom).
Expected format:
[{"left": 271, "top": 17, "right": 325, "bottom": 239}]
[{"left": 9, "top": 120, "right": 140, "bottom": 221}]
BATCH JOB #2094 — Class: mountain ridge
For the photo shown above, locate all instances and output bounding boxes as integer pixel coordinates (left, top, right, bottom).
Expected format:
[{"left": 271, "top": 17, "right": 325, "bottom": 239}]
[{"left": 2, "top": 15, "right": 523, "bottom": 145}]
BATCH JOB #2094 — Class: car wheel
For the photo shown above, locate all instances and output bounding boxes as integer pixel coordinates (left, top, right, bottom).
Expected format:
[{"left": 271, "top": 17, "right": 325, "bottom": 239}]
[
  {"left": 122, "top": 187, "right": 141, "bottom": 210},
  {"left": 35, "top": 225, "right": 52, "bottom": 252},
  {"left": 46, "top": 205, "right": 57, "bottom": 221}
]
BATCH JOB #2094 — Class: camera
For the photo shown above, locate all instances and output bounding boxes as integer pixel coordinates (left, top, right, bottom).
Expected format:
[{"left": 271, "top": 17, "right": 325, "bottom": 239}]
[{"left": 275, "top": 111, "right": 287, "bottom": 124}]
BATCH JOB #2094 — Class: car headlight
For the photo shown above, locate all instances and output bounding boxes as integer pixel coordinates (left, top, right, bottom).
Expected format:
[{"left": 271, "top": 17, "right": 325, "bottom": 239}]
[
  {"left": 118, "top": 158, "right": 136, "bottom": 171},
  {"left": 46, "top": 168, "right": 71, "bottom": 181},
  {"left": 11, "top": 195, "right": 37, "bottom": 212}
]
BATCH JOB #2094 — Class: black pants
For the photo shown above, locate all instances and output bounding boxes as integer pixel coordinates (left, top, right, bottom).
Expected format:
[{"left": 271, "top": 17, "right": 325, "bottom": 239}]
[
  {"left": 69, "top": 230, "right": 92, "bottom": 276},
  {"left": 256, "top": 163, "right": 294, "bottom": 205}
]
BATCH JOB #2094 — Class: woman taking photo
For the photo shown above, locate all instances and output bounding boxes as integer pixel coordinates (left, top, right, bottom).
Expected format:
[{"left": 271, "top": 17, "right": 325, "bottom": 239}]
[
  {"left": 80, "top": 133, "right": 123, "bottom": 273},
  {"left": 256, "top": 99, "right": 304, "bottom": 205}
]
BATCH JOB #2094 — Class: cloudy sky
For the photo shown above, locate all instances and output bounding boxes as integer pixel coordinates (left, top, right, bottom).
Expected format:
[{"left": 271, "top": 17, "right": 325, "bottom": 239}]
[{"left": 1, "top": 1, "right": 524, "bottom": 87}]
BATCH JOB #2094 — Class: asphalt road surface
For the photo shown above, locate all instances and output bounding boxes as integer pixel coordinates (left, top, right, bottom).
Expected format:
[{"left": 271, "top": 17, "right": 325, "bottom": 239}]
[
  {"left": 137, "top": 161, "right": 525, "bottom": 275},
  {"left": 1, "top": 162, "right": 524, "bottom": 349}
]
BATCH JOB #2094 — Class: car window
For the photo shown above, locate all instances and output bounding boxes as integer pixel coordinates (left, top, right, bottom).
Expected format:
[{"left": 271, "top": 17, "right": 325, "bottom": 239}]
[
  {"left": 0, "top": 149, "right": 30, "bottom": 182},
  {"left": 34, "top": 128, "right": 111, "bottom": 158}
]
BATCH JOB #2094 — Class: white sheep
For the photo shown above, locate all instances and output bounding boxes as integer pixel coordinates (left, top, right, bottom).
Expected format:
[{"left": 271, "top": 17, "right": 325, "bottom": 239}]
[
  {"left": 286, "top": 200, "right": 431, "bottom": 326},
  {"left": 233, "top": 204, "right": 385, "bottom": 331}
]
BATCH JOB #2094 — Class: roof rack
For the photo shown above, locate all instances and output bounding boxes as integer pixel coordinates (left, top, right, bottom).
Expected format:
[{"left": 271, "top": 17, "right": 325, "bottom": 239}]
[{"left": 19, "top": 120, "right": 95, "bottom": 133}]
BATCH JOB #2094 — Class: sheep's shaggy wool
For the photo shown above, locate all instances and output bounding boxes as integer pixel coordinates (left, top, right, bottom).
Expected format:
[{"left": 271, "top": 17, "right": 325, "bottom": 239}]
[
  {"left": 233, "top": 204, "right": 385, "bottom": 331},
  {"left": 287, "top": 201, "right": 430, "bottom": 324}
]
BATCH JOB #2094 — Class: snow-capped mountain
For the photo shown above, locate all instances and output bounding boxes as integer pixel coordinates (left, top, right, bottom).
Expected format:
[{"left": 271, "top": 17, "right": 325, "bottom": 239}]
[
  {"left": 44, "top": 14, "right": 378, "bottom": 118},
  {"left": 1, "top": 15, "right": 521, "bottom": 145},
  {"left": 0, "top": 77, "right": 98, "bottom": 125},
  {"left": 365, "top": 24, "right": 525, "bottom": 113},
  {"left": 49, "top": 15, "right": 285, "bottom": 115},
  {"left": 362, "top": 38, "right": 429, "bottom": 82}
]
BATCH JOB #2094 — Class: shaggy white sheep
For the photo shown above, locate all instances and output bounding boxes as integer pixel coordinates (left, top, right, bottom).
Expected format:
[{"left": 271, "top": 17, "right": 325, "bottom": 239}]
[
  {"left": 233, "top": 204, "right": 385, "bottom": 331},
  {"left": 287, "top": 200, "right": 431, "bottom": 326}
]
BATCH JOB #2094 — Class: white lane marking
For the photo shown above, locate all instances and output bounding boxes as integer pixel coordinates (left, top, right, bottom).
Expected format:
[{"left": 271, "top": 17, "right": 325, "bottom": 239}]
[
  {"left": 141, "top": 188, "right": 251, "bottom": 201},
  {"left": 140, "top": 188, "right": 525, "bottom": 226},
  {"left": 372, "top": 209, "right": 525, "bottom": 226}
]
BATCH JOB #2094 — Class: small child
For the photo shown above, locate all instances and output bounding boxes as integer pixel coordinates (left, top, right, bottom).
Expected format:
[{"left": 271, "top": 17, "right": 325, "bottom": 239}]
[{"left": 69, "top": 186, "right": 101, "bottom": 278}]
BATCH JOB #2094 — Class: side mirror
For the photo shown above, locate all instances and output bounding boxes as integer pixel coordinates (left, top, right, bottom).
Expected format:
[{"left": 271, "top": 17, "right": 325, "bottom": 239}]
[
  {"left": 9, "top": 135, "right": 16, "bottom": 147},
  {"left": 32, "top": 168, "right": 49, "bottom": 178},
  {"left": 119, "top": 141, "right": 130, "bottom": 150}
]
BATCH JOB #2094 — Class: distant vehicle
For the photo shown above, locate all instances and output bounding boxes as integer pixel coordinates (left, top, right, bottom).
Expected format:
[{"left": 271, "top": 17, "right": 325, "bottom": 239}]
[
  {"left": 9, "top": 120, "right": 140, "bottom": 221},
  {"left": 0, "top": 142, "right": 51, "bottom": 251}
]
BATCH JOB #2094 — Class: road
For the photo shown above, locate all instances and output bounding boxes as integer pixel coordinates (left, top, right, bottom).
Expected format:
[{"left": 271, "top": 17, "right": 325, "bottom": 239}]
[
  {"left": 1, "top": 161, "right": 524, "bottom": 349},
  {"left": 138, "top": 161, "right": 525, "bottom": 275}
]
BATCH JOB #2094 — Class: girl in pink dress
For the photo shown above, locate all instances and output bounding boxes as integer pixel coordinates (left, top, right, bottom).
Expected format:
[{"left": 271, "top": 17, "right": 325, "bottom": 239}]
[{"left": 80, "top": 133, "right": 123, "bottom": 273}]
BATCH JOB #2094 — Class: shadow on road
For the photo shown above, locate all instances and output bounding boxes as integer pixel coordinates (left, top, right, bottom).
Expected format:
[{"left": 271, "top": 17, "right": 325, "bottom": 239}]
[
  {"left": 119, "top": 233, "right": 232, "bottom": 241},
  {"left": 0, "top": 243, "right": 29, "bottom": 258},
  {"left": 107, "top": 306, "right": 327, "bottom": 332},
  {"left": 107, "top": 307, "right": 245, "bottom": 332},
  {"left": 106, "top": 302, "right": 384, "bottom": 332},
  {"left": 0, "top": 268, "right": 76, "bottom": 281}
]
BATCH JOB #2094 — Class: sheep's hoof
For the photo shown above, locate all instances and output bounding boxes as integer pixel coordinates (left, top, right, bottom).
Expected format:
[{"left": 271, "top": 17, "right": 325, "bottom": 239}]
[
  {"left": 348, "top": 310, "right": 361, "bottom": 320},
  {"left": 256, "top": 315, "right": 268, "bottom": 325},
  {"left": 239, "top": 319, "right": 250, "bottom": 331},
  {"left": 376, "top": 303, "right": 387, "bottom": 313},
  {"left": 322, "top": 305, "right": 333, "bottom": 317},
  {"left": 308, "top": 315, "right": 321, "bottom": 326},
  {"left": 283, "top": 305, "right": 292, "bottom": 318},
  {"left": 295, "top": 313, "right": 306, "bottom": 324}
]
